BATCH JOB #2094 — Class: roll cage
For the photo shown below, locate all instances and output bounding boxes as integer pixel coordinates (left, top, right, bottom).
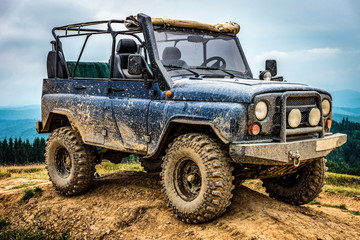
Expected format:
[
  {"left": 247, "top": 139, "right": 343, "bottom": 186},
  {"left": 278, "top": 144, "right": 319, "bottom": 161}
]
[{"left": 50, "top": 13, "right": 252, "bottom": 90}]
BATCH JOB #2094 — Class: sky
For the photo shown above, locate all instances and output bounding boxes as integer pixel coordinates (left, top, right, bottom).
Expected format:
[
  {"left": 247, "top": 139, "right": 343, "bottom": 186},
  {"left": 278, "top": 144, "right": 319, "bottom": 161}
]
[{"left": 0, "top": 0, "right": 359, "bottom": 106}]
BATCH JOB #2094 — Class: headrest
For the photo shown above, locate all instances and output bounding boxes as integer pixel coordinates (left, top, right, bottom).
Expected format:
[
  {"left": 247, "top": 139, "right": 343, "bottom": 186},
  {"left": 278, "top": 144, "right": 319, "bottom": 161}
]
[
  {"left": 162, "top": 47, "right": 181, "bottom": 60},
  {"left": 116, "top": 39, "right": 138, "bottom": 53}
]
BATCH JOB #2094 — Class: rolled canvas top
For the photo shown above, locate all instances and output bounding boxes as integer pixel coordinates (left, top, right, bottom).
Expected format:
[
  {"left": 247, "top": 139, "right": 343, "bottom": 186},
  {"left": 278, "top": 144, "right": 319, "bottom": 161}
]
[{"left": 151, "top": 17, "right": 240, "bottom": 34}]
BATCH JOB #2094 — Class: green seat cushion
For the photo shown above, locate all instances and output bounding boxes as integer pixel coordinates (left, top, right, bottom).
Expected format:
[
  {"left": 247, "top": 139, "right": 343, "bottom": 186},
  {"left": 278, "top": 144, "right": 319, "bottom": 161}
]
[{"left": 67, "top": 61, "right": 110, "bottom": 79}]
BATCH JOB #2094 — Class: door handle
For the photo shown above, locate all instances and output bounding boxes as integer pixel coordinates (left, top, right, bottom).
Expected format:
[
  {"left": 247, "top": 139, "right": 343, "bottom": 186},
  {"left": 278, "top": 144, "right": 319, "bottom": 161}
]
[
  {"left": 108, "top": 87, "right": 125, "bottom": 93},
  {"left": 74, "top": 85, "right": 86, "bottom": 90}
]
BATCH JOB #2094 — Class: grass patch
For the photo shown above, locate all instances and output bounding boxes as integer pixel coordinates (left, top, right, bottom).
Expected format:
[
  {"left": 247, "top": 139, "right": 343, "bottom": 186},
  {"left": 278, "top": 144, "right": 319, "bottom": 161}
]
[
  {"left": 7, "top": 169, "right": 48, "bottom": 181},
  {"left": 324, "top": 185, "right": 360, "bottom": 199},
  {"left": 0, "top": 172, "right": 11, "bottom": 180},
  {"left": 308, "top": 200, "right": 321, "bottom": 205},
  {"left": 0, "top": 165, "right": 48, "bottom": 181},
  {"left": 1, "top": 162, "right": 144, "bottom": 181},
  {"left": 327, "top": 172, "right": 360, "bottom": 189},
  {"left": 0, "top": 219, "right": 10, "bottom": 230},
  {"left": 19, "top": 187, "right": 43, "bottom": 205},
  {"left": 7, "top": 168, "right": 43, "bottom": 174},
  {"left": 10, "top": 182, "right": 40, "bottom": 190},
  {"left": 33, "top": 186, "right": 43, "bottom": 195},
  {"left": 0, "top": 217, "right": 70, "bottom": 240},
  {"left": 308, "top": 201, "right": 360, "bottom": 215},
  {"left": 0, "top": 227, "right": 70, "bottom": 240},
  {"left": 96, "top": 161, "right": 144, "bottom": 175}
]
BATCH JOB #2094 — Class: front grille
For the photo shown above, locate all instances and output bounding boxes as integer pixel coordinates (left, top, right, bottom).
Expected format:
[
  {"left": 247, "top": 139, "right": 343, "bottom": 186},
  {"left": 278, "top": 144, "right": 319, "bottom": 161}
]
[
  {"left": 287, "top": 97, "right": 316, "bottom": 106},
  {"left": 273, "top": 92, "right": 324, "bottom": 141},
  {"left": 274, "top": 96, "right": 318, "bottom": 127}
]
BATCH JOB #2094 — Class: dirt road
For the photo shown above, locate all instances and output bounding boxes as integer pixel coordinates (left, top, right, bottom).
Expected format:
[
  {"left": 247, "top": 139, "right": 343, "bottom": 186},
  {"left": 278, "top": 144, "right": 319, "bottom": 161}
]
[{"left": 1, "top": 171, "right": 359, "bottom": 239}]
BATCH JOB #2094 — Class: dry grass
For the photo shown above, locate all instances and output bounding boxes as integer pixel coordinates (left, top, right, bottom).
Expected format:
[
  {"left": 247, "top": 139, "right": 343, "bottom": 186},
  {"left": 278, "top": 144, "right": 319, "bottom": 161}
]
[
  {"left": 0, "top": 164, "right": 45, "bottom": 172},
  {"left": 95, "top": 161, "right": 144, "bottom": 175},
  {"left": 0, "top": 162, "right": 144, "bottom": 181},
  {"left": 326, "top": 172, "right": 360, "bottom": 189},
  {"left": 0, "top": 164, "right": 48, "bottom": 180}
]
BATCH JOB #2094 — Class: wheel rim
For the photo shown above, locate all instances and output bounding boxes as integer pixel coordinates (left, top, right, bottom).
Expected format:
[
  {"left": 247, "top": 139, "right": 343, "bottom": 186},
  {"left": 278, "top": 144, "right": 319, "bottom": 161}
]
[
  {"left": 55, "top": 146, "right": 72, "bottom": 178},
  {"left": 174, "top": 158, "right": 202, "bottom": 201}
]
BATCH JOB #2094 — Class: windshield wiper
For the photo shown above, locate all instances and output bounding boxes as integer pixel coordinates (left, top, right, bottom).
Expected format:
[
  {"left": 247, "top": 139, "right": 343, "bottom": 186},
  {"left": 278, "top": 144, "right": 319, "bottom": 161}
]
[
  {"left": 193, "top": 66, "right": 235, "bottom": 78},
  {"left": 163, "top": 65, "right": 200, "bottom": 77}
]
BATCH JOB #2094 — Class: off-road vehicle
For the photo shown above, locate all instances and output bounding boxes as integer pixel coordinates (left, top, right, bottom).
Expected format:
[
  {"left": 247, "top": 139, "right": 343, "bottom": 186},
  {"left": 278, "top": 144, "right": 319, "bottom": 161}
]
[{"left": 37, "top": 13, "right": 347, "bottom": 223}]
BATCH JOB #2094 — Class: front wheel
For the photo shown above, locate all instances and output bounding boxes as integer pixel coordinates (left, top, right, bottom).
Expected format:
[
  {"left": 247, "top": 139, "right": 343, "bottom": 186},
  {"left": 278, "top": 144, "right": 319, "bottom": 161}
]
[
  {"left": 161, "top": 133, "right": 234, "bottom": 223},
  {"left": 261, "top": 158, "right": 327, "bottom": 205},
  {"left": 45, "top": 126, "right": 96, "bottom": 196}
]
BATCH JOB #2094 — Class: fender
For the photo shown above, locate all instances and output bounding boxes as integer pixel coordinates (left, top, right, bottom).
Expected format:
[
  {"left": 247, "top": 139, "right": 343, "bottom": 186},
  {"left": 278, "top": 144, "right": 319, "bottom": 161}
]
[
  {"left": 145, "top": 116, "right": 226, "bottom": 158},
  {"left": 42, "top": 108, "right": 79, "bottom": 133},
  {"left": 146, "top": 100, "right": 248, "bottom": 158}
]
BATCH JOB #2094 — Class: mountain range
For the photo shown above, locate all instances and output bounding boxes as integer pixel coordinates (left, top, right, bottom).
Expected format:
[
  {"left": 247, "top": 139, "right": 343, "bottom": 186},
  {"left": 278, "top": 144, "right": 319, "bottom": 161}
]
[{"left": 0, "top": 89, "right": 359, "bottom": 141}]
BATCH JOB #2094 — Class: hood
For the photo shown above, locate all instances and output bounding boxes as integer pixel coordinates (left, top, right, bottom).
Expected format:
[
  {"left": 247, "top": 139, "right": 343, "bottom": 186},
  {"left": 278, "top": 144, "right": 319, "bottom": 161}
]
[{"left": 170, "top": 78, "right": 330, "bottom": 103}]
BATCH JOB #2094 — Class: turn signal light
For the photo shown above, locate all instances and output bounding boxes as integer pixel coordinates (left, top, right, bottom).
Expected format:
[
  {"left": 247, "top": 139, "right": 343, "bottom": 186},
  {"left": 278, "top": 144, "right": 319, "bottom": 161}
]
[
  {"left": 248, "top": 123, "right": 260, "bottom": 136},
  {"left": 166, "top": 91, "right": 173, "bottom": 98},
  {"left": 326, "top": 119, "right": 332, "bottom": 130}
]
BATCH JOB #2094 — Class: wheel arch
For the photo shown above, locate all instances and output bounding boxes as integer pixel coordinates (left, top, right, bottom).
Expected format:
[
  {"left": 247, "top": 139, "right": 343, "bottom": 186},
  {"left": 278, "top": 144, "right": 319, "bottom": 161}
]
[
  {"left": 42, "top": 109, "right": 78, "bottom": 133},
  {"left": 148, "top": 118, "right": 228, "bottom": 159}
]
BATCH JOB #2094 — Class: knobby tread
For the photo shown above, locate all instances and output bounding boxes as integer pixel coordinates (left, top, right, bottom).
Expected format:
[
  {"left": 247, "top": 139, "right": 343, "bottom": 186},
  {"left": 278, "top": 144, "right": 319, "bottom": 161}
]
[
  {"left": 161, "top": 133, "right": 234, "bottom": 223},
  {"left": 261, "top": 158, "right": 327, "bottom": 205},
  {"left": 45, "top": 126, "right": 96, "bottom": 196}
]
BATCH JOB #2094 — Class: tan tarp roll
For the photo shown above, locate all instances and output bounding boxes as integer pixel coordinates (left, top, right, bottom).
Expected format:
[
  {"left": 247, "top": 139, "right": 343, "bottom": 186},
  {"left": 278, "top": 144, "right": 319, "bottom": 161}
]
[{"left": 151, "top": 17, "right": 240, "bottom": 34}]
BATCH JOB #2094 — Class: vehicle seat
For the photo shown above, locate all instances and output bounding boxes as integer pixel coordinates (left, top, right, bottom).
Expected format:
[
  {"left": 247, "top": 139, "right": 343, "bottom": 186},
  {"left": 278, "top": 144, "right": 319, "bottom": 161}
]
[
  {"left": 113, "top": 39, "right": 142, "bottom": 79},
  {"left": 161, "top": 47, "right": 187, "bottom": 67},
  {"left": 47, "top": 41, "right": 69, "bottom": 78}
]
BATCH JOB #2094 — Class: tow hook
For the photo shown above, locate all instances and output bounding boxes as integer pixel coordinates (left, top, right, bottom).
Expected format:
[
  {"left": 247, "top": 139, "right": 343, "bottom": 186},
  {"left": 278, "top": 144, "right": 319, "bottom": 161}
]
[{"left": 289, "top": 150, "right": 301, "bottom": 167}]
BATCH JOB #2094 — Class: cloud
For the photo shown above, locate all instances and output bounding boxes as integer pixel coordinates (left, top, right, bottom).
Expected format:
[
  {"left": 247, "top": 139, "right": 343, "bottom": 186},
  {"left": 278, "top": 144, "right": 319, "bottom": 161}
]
[
  {"left": 0, "top": 0, "right": 359, "bottom": 106},
  {"left": 252, "top": 48, "right": 342, "bottom": 63},
  {"left": 249, "top": 47, "right": 359, "bottom": 91}
]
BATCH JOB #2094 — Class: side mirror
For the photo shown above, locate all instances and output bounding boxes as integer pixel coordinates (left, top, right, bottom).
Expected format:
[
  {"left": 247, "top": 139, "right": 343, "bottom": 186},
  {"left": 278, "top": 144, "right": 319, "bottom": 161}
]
[
  {"left": 128, "top": 54, "right": 143, "bottom": 75},
  {"left": 265, "top": 59, "right": 277, "bottom": 77}
]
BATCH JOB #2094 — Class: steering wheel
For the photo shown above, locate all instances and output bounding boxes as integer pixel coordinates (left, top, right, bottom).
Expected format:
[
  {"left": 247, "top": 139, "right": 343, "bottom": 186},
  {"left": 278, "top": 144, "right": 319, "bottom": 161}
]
[{"left": 201, "top": 56, "right": 226, "bottom": 69}]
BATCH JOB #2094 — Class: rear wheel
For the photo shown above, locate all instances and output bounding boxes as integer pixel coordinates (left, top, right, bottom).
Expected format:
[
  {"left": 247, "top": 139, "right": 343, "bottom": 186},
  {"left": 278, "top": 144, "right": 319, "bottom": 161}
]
[
  {"left": 262, "top": 158, "right": 327, "bottom": 205},
  {"left": 161, "top": 133, "right": 234, "bottom": 223},
  {"left": 45, "top": 126, "right": 96, "bottom": 196}
]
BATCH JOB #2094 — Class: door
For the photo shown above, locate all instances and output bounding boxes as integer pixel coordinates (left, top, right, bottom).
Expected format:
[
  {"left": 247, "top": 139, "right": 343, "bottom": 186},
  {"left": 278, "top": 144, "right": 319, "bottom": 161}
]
[
  {"left": 107, "top": 79, "right": 152, "bottom": 153},
  {"left": 71, "top": 79, "right": 108, "bottom": 145}
]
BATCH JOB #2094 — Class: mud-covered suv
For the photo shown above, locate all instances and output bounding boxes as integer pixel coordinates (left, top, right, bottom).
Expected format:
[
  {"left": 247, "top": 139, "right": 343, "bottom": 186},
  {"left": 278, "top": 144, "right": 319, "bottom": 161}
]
[{"left": 37, "top": 13, "right": 347, "bottom": 223}]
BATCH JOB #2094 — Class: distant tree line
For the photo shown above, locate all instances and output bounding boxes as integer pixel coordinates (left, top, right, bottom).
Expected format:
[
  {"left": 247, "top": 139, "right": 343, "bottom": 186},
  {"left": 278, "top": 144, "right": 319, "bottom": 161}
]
[
  {"left": 327, "top": 118, "right": 360, "bottom": 176},
  {"left": 0, "top": 137, "right": 46, "bottom": 165}
]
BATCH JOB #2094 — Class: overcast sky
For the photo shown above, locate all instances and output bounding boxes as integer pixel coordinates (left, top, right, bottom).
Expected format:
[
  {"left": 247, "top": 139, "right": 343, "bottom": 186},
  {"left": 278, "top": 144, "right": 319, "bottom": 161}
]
[{"left": 0, "top": 0, "right": 359, "bottom": 106}]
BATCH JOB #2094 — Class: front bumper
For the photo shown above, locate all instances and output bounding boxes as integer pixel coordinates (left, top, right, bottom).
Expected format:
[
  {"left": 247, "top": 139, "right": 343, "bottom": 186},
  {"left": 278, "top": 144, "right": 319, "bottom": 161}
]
[{"left": 229, "top": 133, "right": 347, "bottom": 165}]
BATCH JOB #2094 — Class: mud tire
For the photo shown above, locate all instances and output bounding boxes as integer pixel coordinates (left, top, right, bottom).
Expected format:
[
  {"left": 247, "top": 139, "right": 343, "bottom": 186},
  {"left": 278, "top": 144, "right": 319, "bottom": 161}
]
[
  {"left": 45, "top": 126, "right": 96, "bottom": 196},
  {"left": 161, "top": 133, "right": 234, "bottom": 223},
  {"left": 262, "top": 158, "right": 327, "bottom": 205},
  {"left": 140, "top": 158, "right": 162, "bottom": 173}
]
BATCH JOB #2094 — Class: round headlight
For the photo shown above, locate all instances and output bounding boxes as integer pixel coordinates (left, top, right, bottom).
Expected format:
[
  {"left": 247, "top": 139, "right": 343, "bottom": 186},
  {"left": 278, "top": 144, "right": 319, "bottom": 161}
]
[
  {"left": 255, "top": 101, "right": 268, "bottom": 120},
  {"left": 309, "top": 108, "right": 321, "bottom": 126},
  {"left": 322, "top": 99, "right": 331, "bottom": 117},
  {"left": 288, "top": 109, "right": 301, "bottom": 128}
]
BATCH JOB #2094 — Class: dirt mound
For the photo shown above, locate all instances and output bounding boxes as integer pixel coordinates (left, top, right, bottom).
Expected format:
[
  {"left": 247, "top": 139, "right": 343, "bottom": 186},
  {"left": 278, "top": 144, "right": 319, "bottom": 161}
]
[{"left": 1, "top": 171, "right": 359, "bottom": 239}]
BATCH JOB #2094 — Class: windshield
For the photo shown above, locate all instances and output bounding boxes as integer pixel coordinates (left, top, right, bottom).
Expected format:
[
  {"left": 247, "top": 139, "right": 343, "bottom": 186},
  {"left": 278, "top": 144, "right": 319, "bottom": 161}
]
[{"left": 154, "top": 31, "right": 248, "bottom": 79}]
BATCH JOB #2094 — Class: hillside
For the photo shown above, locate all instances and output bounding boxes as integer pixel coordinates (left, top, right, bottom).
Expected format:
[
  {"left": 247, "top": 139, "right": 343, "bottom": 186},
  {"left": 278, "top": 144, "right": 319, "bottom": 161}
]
[
  {"left": 0, "top": 105, "right": 41, "bottom": 120},
  {"left": 0, "top": 169, "right": 359, "bottom": 239},
  {"left": 0, "top": 106, "right": 47, "bottom": 141}
]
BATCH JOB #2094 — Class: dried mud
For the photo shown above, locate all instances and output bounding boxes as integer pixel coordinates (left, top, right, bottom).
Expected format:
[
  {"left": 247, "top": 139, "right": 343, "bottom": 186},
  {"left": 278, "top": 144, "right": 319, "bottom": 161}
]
[{"left": 0, "top": 171, "right": 359, "bottom": 240}]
